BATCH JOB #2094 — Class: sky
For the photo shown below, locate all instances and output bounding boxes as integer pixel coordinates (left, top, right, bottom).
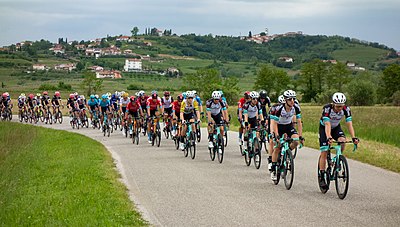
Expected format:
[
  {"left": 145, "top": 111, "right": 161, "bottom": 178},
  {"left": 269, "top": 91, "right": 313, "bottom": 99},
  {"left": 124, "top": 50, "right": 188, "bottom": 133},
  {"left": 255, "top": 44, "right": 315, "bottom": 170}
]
[{"left": 0, "top": 0, "right": 399, "bottom": 50}]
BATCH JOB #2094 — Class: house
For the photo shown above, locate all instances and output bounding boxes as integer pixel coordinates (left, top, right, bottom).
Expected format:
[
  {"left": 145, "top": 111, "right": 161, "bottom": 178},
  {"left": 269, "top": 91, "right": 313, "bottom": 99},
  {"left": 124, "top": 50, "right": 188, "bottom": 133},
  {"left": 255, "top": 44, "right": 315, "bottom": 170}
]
[
  {"left": 346, "top": 62, "right": 356, "bottom": 67},
  {"left": 54, "top": 63, "right": 76, "bottom": 71},
  {"left": 116, "top": 36, "right": 131, "bottom": 41},
  {"left": 156, "top": 29, "right": 163, "bottom": 36},
  {"left": 322, "top": 60, "right": 337, "bottom": 64},
  {"left": 141, "top": 55, "right": 151, "bottom": 61},
  {"left": 88, "top": 65, "right": 104, "bottom": 71},
  {"left": 124, "top": 58, "right": 142, "bottom": 71},
  {"left": 96, "top": 70, "right": 122, "bottom": 79},
  {"left": 279, "top": 57, "right": 294, "bottom": 63},
  {"left": 167, "top": 67, "right": 179, "bottom": 76},
  {"left": 124, "top": 49, "right": 133, "bottom": 54},
  {"left": 32, "top": 64, "right": 47, "bottom": 70},
  {"left": 354, "top": 66, "right": 366, "bottom": 71},
  {"left": 144, "top": 42, "right": 152, "bottom": 46},
  {"left": 102, "top": 46, "right": 121, "bottom": 56},
  {"left": 50, "top": 45, "right": 65, "bottom": 54},
  {"left": 75, "top": 44, "right": 86, "bottom": 50},
  {"left": 85, "top": 48, "right": 102, "bottom": 58}
]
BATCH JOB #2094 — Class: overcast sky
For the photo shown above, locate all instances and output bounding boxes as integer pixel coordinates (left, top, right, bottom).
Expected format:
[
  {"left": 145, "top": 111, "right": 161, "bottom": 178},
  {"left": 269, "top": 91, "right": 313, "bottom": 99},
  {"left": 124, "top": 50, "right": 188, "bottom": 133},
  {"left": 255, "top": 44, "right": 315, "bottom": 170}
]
[{"left": 0, "top": 0, "right": 399, "bottom": 50}]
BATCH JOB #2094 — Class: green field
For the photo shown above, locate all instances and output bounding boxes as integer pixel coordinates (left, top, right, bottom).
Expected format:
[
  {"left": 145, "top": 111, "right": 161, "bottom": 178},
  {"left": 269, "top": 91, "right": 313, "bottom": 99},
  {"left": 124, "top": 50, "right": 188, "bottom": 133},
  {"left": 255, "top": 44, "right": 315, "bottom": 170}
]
[
  {"left": 0, "top": 122, "right": 146, "bottom": 226},
  {"left": 332, "top": 44, "right": 388, "bottom": 67}
]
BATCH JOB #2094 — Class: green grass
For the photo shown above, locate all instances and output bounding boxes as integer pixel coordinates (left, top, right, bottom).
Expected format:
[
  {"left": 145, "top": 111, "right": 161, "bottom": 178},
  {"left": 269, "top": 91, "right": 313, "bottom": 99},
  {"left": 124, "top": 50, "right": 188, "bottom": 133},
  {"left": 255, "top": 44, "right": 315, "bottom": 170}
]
[
  {"left": 0, "top": 122, "right": 147, "bottom": 226},
  {"left": 332, "top": 44, "right": 388, "bottom": 67}
]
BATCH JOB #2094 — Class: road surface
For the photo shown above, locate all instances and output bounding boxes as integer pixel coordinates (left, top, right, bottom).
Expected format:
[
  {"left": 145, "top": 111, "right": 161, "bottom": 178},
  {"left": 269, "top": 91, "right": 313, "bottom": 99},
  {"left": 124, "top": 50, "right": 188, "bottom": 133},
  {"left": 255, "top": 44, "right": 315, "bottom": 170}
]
[{"left": 15, "top": 118, "right": 400, "bottom": 226}]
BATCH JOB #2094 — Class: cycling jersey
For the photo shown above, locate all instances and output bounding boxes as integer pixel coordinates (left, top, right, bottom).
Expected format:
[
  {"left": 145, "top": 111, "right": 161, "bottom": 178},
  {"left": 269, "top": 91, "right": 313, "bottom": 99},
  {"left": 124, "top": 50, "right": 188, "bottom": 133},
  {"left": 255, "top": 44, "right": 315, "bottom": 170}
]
[
  {"left": 41, "top": 95, "right": 50, "bottom": 106},
  {"left": 87, "top": 99, "right": 98, "bottom": 107},
  {"left": 18, "top": 98, "right": 25, "bottom": 108},
  {"left": 180, "top": 99, "right": 199, "bottom": 114},
  {"left": 139, "top": 96, "right": 149, "bottom": 109},
  {"left": 146, "top": 97, "right": 162, "bottom": 111},
  {"left": 243, "top": 101, "right": 262, "bottom": 119},
  {"left": 126, "top": 101, "right": 141, "bottom": 112},
  {"left": 119, "top": 97, "right": 130, "bottom": 107},
  {"left": 161, "top": 96, "right": 174, "bottom": 108},
  {"left": 1, "top": 97, "right": 10, "bottom": 108},
  {"left": 259, "top": 96, "right": 271, "bottom": 116},
  {"left": 99, "top": 99, "right": 110, "bottom": 108},
  {"left": 51, "top": 96, "right": 61, "bottom": 106},
  {"left": 270, "top": 103, "right": 301, "bottom": 125},
  {"left": 172, "top": 100, "right": 181, "bottom": 113},
  {"left": 320, "top": 103, "right": 352, "bottom": 128},
  {"left": 195, "top": 96, "right": 202, "bottom": 106},
  {"left": 206, "top": 99, "right": 226, "bottom": 116},
  {"left": 67, "top": 98, "right": 76, "bottom": 109}
]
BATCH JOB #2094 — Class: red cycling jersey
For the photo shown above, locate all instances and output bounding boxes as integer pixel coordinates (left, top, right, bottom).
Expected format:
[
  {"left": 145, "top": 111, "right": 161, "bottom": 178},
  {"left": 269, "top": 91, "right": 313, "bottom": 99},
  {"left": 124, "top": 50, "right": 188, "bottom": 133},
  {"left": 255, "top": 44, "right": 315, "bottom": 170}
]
[
  {"left": 146, "top": 97, "right": 162, "bottom": 111},
  {"left": 238, "top": 98, "right": 246, "bottom": 110},
  {"left": 172, "top": 100, "right": 181, "bottom": 113},
  {"left": 127, "top": 101, "right": 141, "bottom": 112},
  {"left": 139, "top": 95, "right": 149, "bottom": 108}
]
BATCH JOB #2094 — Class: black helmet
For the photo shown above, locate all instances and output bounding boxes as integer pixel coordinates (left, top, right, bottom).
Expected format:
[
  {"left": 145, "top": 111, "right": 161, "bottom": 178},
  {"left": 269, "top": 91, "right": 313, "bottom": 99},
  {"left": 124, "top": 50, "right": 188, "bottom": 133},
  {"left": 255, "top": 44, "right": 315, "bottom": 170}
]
[{"left": 259, "top": 90, "right": 267, "bottom": 99}]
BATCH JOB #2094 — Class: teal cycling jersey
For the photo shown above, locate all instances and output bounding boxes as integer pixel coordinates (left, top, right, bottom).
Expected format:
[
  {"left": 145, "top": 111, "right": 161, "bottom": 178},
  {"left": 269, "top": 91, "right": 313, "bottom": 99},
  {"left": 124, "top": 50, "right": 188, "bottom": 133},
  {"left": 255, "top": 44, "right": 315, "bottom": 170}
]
[
  {"left": 88, "top": 99, "right": 98, "bottom": 106},
  {"left": 99, "top": 99, "right": 110, "bottom": 107},
  {"left": 195, "top": 96, "right": 202, "bottom": 106}
]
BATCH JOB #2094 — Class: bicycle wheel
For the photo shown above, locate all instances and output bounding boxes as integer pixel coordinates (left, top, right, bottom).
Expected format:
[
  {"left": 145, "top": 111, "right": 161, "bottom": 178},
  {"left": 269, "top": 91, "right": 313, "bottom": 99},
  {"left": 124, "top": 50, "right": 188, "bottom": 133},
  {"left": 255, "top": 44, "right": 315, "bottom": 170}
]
[
  {"left": 217, "top": 134, "right": 224, "bottom": 163},
  {"left": 151, "top": 133, "right": 155, "bottom": 146},
  {"left": 39, "top": 109, "right": 44, "bottom": 122},
  {"left": 224, "top": 131, "right": 228, "bottom": 147},
  {"left": 157, "top": 131, "right": 161, "bottom": 147},
  {"left": 293, "top": 147, "right": 298, "bottom": 159},
  {"left": 175, "top": 136, "right": 180, "bottom": 150},
  {"left": 209, "top": 142, "right": 216, "bottom": 161},
  {"left": 283, "top": 150, "right": 294, "bottom": 190},
  {"left": 183, "top": 137, "right": 189, "bottom": 157},
  {"left": 196, "top": 123, "right": 201, "bottom": 143},
  {"left": 244, "top": 141, "right": 252, "bottom": 166},
  {"left": 190, "top": 131, "right": 196, "bottom": 159},
  {"left": 76, "top": 118, "right": 80, "bottom": 129},
  {"left": 48, "top": 112, "right": 53, "bottom": 125},
  {"left": 103, "top": 125, "right": 106, "bottom": 136},
  {"left": 335, "top": 155, "right": 349, "bottom": 199},
  {"left": 107, "top": 124, "right": 111, "bottom": 137},
  {"left": 135, "top": 126, "right": 140, "bottom": 145},
  {"left": 8, "top": 109, "right": 12, "bottom": 121},
  {"left": 317, "top": 156, "right": 331, "bottom": 194},
  {"left": 24, "top": 111, "right": 29, "bottom": 123},
  {"left": 273, "top": 164, "right": 281, "bottom": 185},
  {"left": 164, "top": 126, "right": 169, "bottom": 139},
  {"left": 253, "top": 138, "right": 261, "bottom": 169},
  {"left": 58, "top": 111, "right": 63, "bottom": 124}
]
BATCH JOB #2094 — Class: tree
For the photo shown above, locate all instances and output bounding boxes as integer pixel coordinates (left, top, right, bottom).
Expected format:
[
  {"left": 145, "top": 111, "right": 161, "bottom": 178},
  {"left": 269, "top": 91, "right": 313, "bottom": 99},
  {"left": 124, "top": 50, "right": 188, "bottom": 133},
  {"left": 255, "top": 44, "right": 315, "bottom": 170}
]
[
  {"left": 131, "top": 26, "right": 139, "bottom": 37},
  {"left": 299, "top": 60, "right": 327, "bottom": 102},
  {"left": 254, "top": 65, "right": 290, "bottom": 100},
  {"left": 328, "top": 62, "right": 350, "bottom": 91},
  {"left": 115, "top": 40, "right": 122, "bottom": 48},
  {"left": 248, "top": 31, "right": 252, "bottom": 38},
  {"left": 346, "top": 80, "right": 376, "bottom": 106},
  {"left": 380, "top": 64, "right": 400, "bottom": 100},
  {"left": 81, "top": 71, "right": 104, "bottom": 96},
  {"left": 76, "top": 61, "right": 85, "bottom": 71}
]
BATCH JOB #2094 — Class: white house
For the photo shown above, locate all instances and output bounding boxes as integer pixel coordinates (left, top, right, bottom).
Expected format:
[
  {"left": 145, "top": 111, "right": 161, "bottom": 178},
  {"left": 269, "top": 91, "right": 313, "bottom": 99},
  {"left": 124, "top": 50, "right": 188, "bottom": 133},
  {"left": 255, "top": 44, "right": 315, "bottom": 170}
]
[
  {"left": 96, "top": 70, "right": 122, "bottom": 79},
  {"left": 116, "top": 36, "right": 130, "bottom": 41},
  {"left": 54, "top": 63, "right": 76, "bottom": 72},
  {"left": 279, "top": 57, "right": 294, "bottom": 63},
  {"left": 346, "top": 62, "right": 356, "bottom": 67},
  {"left": 32, "top": 64, "right": 47, "bottom": 70},
  {"left": 124, "top": 58, "right": 142, "bottom": 71}
]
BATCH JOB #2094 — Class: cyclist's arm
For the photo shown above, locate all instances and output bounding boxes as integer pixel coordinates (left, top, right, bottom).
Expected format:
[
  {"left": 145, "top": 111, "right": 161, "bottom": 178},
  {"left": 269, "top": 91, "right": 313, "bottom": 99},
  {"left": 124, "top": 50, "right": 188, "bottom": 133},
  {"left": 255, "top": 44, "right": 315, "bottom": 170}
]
[
  {"left": 296, "top": 116, "right": 303, "bottom": 137},
  {"left": 346, "top": 121, "right": 356, "bottom": 139}
]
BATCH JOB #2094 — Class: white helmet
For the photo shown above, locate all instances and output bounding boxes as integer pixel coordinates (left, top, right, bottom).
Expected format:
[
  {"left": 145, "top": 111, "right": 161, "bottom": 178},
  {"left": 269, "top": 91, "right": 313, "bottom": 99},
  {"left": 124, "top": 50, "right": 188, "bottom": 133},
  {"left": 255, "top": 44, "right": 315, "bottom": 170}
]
[
  {"left": 95, "top": 94, "right": 99, "bottom": 99},
  {"left": 192, "top": 90, "right": 197, "bottom": 95},
  {"left": 186, "top": 91, "right": 195, "bottom": 98},
  {"left": 212, "top": 91, "right": 221, "bottom": 99},
  {"left": 278, "top": 95, "right": 285, "bottom": 103},
  {"left": 250, "top": 91, "right": 259, "bottom": 99},
  {"left": 332, "top": 92, "right": 346, "bottom": 104},
  {"left": 80, "top": 95, "right": 85, "bottom": 100},
  {"left": 283, "top": 90, "right": 296, "bottom": 99}
]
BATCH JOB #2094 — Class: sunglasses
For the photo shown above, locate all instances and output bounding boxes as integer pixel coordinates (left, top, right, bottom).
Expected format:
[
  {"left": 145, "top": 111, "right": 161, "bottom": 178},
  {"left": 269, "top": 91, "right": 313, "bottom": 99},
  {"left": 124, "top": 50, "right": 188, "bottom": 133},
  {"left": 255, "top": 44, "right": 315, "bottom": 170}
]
[
  {"left": 335, "top": 105, "right": 344, "bottom": 108},
  {"left": 252, "top": 98, "right": 257, "bottom": 100},
  {"left": 188, "top": 97, "right": 193, "bottom": 99},
  {"left": 286, "top": 98, "right": 295, "bottom": 101}
]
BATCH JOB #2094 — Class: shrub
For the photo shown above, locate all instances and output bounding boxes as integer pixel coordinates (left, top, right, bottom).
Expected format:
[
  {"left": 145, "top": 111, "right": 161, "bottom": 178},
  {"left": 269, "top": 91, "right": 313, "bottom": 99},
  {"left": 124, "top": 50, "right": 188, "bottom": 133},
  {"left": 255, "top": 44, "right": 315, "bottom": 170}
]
[
  {"left": 38, "top": 84, "right": 57, "bottom": 91},
  {"left": 346, "top": 80, "right": 376, "bottom": 106},
  {"left": 392, "top": 91, "right": 400, "bottom": 106},
  {"left": 127, "top": 84, "right": 142, "bottom": 90}
]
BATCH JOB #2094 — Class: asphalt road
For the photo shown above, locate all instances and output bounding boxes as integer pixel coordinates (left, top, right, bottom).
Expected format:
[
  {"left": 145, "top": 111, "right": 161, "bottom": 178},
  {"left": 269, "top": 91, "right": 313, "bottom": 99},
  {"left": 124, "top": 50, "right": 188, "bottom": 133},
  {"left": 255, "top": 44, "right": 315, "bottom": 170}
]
[{"left": 15, "top": 118, "right": 400, "bottom": 226}]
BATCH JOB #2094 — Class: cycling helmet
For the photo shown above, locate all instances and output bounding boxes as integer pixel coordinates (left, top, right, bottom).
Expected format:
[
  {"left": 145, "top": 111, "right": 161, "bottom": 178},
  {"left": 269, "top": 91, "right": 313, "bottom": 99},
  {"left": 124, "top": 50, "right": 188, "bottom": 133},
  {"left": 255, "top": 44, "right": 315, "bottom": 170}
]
[
  {"left": 106, "top": 92, "right": 111, "bottom": 97},
  {"left": 5, "top": 92, "right": 9, "bottom": 97},
  {"left": 36, "top": 93, "right": 41, "bottom": 97},
  {"left": 332, "top": 92, "right": 346, "bottom": 104},
  {"left": 130, "top": 96, "right": 136, "bottom": 101},
  {"left": 102, "top": 94, "right": 108, "bottom": 99},
  {"left": 244, "top": 91, "right": 250, "bottom": 98},
  {"left": 259, "top": 90, "right": 267, "bottom": 99},
  {"left": 43, "top": 91, "right": 48, "bottom": 95},
  {"left": 164, "top": 91, "right": 170, "bottom": 96},
  {"left": 29, "top": 94, "right": 34, "bottom": 99},
  {"left": 186, "top": 91, "right": 195, "bottom": 98},
  {"left": 81, "top": 95, "right": 85, "bottom": 100},
  {"left": 212, "top": 91, "right": 221, "bottom": 99},
  {"left": 139, "top": 90, "right": 145, "bottom": 95},
  {"left": 182, "top": 92, "right": 187, "bottom": 99},
  {"left": 2, "top": 93, "right": 8, "bottom": 98},
  {"left": 151, "top": 93, "right": 158, "bottom": 99},
  {"left": 123, "top": 92, "right": 129, "bottom": 98},
  {"left": 192, "top": 90, "right": 197, "bottom": 95},
  {"left": 95, "top": 94, "right": 99, "bottom": 99},
  {"left": 69, "top": 94, "right": 74, "bottom": 99},
  {"left": 55, "top": 91, "right": 60, "bottom": 97},
  {"left": 74, "top": 92, "right": 78, "bottom": 96},
  {"left": 250, "top": 91, "right": 259, "bottom": 99},
  {"left": 20, "top": 93, "right": 26, "bottom": 97},
  {"left": 151, "top": 90, "right": 157, "bottom": 95},
  {"left": 278, "top": 95, "right": 285, "bottom": 104},
  {"left": 177, "top": 95, "right": 183, "bottom": 101},
  {"left": 283, "top": 90, "right": 296, "bottom": 99},
  {"left": 90, "top": 95, "right": 95, "bottom": 99}
]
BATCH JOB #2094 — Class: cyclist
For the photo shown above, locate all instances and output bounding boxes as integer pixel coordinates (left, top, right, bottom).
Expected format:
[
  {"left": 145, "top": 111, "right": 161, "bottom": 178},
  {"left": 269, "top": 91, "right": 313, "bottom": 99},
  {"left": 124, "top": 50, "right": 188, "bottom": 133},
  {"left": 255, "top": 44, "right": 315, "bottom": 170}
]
[
  {"left": 40, "top": 91, "right": 51, "bottom": 123},
  {"left": 1, "top": 92, "right": 11, "bottom": 114},
  {"left": 179, "top": 91, "right": 200, "bottom": 150},
  {"left": 34, "top": 93, "right": 42, "bottom": 115},
  {"left": 99, "top": 94, "right": 112, "bottom": 128},
  {"left": 51, "top": 91, "right": 62, "bottom": 114},
  {"left": 172, "top": 94, "right": 183, "bottom": 137},
  {"left": 17, "top": 93, "right": 26, "bottom": 115},
  {"left": 67, "top": 93, "right": 79, "bottom": 122},
  {"left": 269, "top": 90, "right": 303, "bottom": 181},
  {"left": 146, "top": 91, "right": 163, "bottom": 143},
  {"left": 76, "top": 95, "right": 87, "bottom": 125},
  {"left": 237, "top": 91, "right": 251, "bottom": 146},
  {"left": 87, "top": 94, "right": 99, "bottom": 125},
  {"left": 318, "top": 92, "right": 359, "bottom": 189},
  {"left": 258, "top": 90, "right": 271, "bottom": 118},
  {"left": 267, "top": 95, "right": 286, "bottom": 171},
  {"left": 126, "top": 95, "right": 143, "bottom": 137},
  {"left": 119, "top": 92, "right": 130, "bottom": 132},
  {"left": 243, "top": 91, "right": 264, "bottom": 146},
  {"left": 206, "top": 91, "right": 227, "bottom": 149},
  {"left": 161, "top": 91, "right": 174, "bottom": 130},
  {"left": 193, "top": 90, "right": 204, "bottom": 118},
  {"left": 26, "top": 94, "right": 36, "bottom": 114}
]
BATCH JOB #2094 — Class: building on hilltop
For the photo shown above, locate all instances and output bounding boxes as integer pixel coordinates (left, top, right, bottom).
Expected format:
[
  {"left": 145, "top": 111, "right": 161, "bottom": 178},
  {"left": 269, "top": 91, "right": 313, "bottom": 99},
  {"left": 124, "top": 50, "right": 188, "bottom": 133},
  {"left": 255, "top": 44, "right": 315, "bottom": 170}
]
[
  {"left": 32, "top": 64, "right": 48, "bottom": 71},
  {"left": 124, "top": 58, "right": 142, "bottom": 71},
  {"left": 54, "top": 63, "right": 76, "bottom": 72},
  {"left": 96, "top": 70, "right": 122, "bottom": 79}
]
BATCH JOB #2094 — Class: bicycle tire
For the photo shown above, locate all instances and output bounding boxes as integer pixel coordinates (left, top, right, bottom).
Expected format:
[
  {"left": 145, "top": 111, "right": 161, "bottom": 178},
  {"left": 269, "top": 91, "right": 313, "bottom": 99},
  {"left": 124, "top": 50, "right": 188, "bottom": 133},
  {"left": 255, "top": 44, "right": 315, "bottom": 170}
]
[
  {"left": 283, "top": 150, "right": 294, "bottom": 190},
  {"left": 196, "top": 123, "right": 201, "bottom": 143},
  {"left": 48, "top": 112, "right": 53, "bottom": 125},
  {"left": 335, "top": 155, "right": 349, "bottom": 199},
  {"left": 58, "top": 111, "right": 63, "bottom": 124},
  {"left": 151, "top": 133, "right": 155, "bottom": 146},
  {"left": 103, "top": 125, "right": 106, "bottom": 136},
  {"left": 317, "top": 157, "right": 331, "bottom": 194},
  {"left": 136, "top": 126, "right": 140, "bottom": 145},
  {"left": 183, "top": 137, "right": 189, "bottom": 157},
  {"left": 293, "top": 147, "right": 298, "bottom": 159},
  {"left": 190, "top": 131, "right": 196, "bottom": 159},
  {"left": 217, "top": 134, "right": 224, "bottom": 163},
  {"left": 224, "top": 131, "right": 228, "bottom": 147},
  {"left": 253, "top": 138, "right": 261, "bottom": 169},
  {"left": 244, "top": 141, "right": 252, "bottom": 166},
  {"left": 157, "top": 131, "right": 161, "bottom": 147},
  {"left": 175, "top": 136, "right": 180, "bottom": 150},
  {"left": 39, "top": 109, "right": 45, "bottom": 122},
  {"left": 209, "top": 146, "right": 216, "bottom": 161}
]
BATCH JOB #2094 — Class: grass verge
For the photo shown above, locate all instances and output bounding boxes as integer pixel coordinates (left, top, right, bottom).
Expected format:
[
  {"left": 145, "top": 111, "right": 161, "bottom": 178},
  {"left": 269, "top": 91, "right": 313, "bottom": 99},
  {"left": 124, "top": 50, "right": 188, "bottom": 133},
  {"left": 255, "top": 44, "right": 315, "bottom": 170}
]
[{"left": 0, "top": 122, "right": 147, "bottom": 226}]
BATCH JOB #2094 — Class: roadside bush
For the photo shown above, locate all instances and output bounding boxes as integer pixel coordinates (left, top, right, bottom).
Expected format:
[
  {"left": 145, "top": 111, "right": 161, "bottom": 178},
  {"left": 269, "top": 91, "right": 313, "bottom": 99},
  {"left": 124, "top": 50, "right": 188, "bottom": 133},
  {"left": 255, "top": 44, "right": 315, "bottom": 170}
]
[
  {"left": 392, "top": 91, "right": 400, "bottom": 106},
  {"left": 127, "top": 84, "right": 141, "bottom": 90},
  {"left": 346, "top": 80, "right": 376, "bottom": 106},
  {"left": 315, "top": 89, "right": 338, "bottom": 104},
  {"left": 38, "top": 84, "right": 57, "bottom": 91}
]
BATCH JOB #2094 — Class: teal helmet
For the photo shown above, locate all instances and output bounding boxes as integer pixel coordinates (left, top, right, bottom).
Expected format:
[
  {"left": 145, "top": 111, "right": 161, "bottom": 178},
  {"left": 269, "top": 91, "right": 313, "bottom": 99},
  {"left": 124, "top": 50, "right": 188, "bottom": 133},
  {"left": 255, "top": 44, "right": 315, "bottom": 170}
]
[{"left": 90, "top": 94, "right": 95, "bottom": 99}]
